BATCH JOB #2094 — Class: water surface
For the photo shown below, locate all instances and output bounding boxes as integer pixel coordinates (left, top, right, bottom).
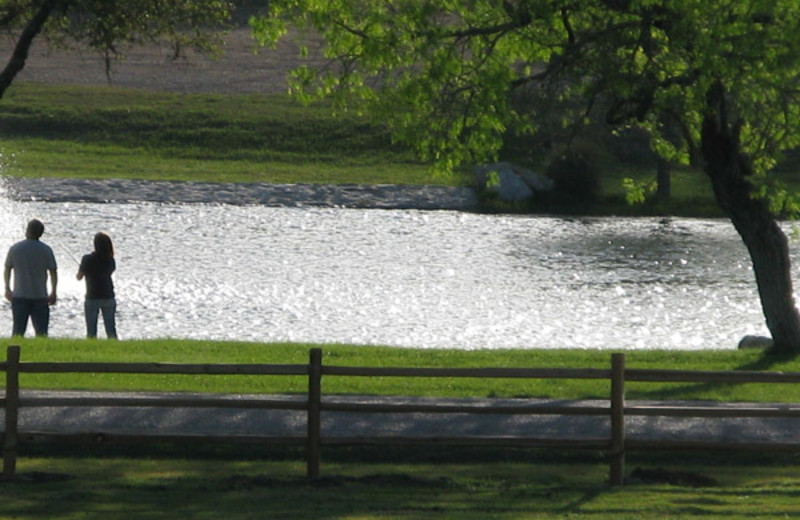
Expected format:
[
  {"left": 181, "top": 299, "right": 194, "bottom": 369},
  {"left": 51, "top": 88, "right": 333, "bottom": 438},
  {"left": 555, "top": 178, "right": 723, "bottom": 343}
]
[{"left": 0, "top": 197, "right": 779, "bottom": 350}]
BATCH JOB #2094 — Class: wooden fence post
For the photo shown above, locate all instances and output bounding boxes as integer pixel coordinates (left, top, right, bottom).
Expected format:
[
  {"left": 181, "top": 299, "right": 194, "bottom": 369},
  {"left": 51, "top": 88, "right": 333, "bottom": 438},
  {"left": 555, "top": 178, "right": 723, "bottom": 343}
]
[
  {"left": 3, "top": 345, "right": 21, "bottom": 480},
  {"left": 609, "top": 353, "right": 626, "bottom": 486},
  {"left": 307, "top": 348, "right": 322, "bottom": 480}
]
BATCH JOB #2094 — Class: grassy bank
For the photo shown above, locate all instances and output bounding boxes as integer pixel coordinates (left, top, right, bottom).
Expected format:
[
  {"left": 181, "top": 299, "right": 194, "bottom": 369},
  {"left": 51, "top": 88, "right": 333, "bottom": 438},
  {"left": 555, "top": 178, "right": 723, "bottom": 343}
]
[
  {"left": 7, "top": 337, "right": 800, "bottom": 402},
  {"left": 0, "top": 82, "right": 735, "bottom": 217},
  {"left": 4, "top": 83, "right": 800, "bottom": 217},
  {"left": 0, "top": 83, "right": 463, "bottom": 186}
]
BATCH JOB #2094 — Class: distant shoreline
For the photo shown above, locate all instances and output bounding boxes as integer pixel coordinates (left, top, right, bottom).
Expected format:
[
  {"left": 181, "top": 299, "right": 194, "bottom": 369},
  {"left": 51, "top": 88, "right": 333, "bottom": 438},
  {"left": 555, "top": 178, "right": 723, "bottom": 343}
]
[{"left": 1, "top": 176, "right": 479, "bottom": 211}]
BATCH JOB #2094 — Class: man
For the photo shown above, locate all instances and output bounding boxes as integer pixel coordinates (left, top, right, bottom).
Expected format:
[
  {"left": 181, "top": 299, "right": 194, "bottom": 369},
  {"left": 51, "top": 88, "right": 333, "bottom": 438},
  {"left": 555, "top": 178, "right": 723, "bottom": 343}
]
[{"left": 4, "top": 219, "right": 58, "bottom": 336}]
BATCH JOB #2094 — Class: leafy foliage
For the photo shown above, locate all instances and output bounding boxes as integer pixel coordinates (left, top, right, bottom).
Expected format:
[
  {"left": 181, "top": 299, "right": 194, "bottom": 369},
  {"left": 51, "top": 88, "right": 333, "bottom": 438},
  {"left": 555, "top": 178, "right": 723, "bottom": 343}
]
[
  {"left": 622, "top": 177, "right": 656, "bottom": 205},
  {"left": 252, "top": 0, "right": 800, "bottom": 191}
]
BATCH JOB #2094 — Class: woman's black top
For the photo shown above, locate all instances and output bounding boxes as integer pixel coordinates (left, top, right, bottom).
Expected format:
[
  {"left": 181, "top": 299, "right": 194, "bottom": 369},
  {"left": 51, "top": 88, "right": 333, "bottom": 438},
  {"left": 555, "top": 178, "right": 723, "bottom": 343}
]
[{"left": 80, "top": 253, "right": 116, "bottom": 299}]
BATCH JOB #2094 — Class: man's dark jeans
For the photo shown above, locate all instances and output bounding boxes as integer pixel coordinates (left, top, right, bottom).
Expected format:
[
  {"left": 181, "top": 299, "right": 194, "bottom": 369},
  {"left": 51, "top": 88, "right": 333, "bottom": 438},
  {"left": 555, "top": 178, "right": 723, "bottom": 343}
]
[{"left": 11, "top": 298, "right": 49, "bottom": 337}]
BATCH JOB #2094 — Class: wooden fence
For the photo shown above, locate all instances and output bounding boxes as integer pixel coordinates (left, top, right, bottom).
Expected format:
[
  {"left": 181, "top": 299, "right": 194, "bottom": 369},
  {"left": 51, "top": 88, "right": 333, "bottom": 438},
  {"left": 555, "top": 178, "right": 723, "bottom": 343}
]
[{"left": 3, "top": 345, "right": 800, "bottom": 485}]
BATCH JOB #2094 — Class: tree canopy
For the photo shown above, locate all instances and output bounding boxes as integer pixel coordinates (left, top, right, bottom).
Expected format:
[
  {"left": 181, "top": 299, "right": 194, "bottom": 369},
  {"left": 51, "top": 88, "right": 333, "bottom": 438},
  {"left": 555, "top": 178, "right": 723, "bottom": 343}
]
[
  {"left": 254, "top": 0, "right": 800, "bottom": 352},
  {"left": 253, "top": 0, "right": 800, "bottom": 177}
]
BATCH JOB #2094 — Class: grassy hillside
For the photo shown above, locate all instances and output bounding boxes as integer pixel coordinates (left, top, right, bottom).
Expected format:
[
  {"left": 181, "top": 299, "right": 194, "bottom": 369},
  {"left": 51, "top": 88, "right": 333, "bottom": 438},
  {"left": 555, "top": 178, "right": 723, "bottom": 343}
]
[{"left": 0, "top": 83, "right": 464, "bottom": 186}]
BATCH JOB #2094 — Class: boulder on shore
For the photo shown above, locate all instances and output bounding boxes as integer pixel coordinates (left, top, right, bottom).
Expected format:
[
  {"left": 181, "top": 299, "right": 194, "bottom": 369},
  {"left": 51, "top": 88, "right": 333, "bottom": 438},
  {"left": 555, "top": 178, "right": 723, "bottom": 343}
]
[{"left": 474, "top": 162, "right": 553, "bottom": 203}]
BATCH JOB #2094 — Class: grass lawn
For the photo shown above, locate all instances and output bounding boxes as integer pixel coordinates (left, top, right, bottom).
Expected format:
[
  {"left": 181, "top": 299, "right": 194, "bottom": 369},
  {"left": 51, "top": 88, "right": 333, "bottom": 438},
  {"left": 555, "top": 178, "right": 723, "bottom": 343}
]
[
  {"left": 6, "top": 337, "right": 800, "bottom": 402},
  {"left": 0, "top": 339, "right": 799, "bottom": 519},
  {"left": 0, "top": 287, "right": 795, "bottom": 519},
  {"left": 3, "top": 449, "right": 800, "bottom": 519},
  {"left": 0, "top": 83, "right": 465, "bottom": 186}
]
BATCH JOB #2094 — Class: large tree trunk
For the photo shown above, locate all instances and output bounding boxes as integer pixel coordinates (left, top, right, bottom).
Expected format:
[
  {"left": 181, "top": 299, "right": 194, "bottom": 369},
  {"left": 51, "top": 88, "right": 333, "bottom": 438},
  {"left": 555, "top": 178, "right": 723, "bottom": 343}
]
[{"left": 702, "top": 81, "right": 800, "bottom": 354}]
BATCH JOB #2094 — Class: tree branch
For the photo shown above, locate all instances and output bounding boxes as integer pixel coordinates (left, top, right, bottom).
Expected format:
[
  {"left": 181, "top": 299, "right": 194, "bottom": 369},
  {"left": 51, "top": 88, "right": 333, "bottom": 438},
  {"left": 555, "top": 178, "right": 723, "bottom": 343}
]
[
  {"left": 605, "top": 69, "right": 701, "bottom": 124},
  {"left": 333, "top": 19, "right": 368, "bottom": 40},
  {"left": 0, "top": 5, "right": 24, "bottom": 29},
  {"left": 446, "top": 13, "right": 532, "bottom": 40},
  {"left": 0, "top": 0, "right": 61, "bottom": 99},
  {"left": 510, "top": 17, "right": 642, "bottom": 90}
]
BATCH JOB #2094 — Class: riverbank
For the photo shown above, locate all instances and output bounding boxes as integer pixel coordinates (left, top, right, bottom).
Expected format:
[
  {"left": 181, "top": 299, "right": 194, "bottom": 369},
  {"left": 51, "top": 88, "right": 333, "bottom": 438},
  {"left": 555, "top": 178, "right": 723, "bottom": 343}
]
[
  {"left": 1, "top": 176, "right": 479, "bottom": 211},
  {"left": 1, "top": 31, "right": 729, "bottom": 218}
]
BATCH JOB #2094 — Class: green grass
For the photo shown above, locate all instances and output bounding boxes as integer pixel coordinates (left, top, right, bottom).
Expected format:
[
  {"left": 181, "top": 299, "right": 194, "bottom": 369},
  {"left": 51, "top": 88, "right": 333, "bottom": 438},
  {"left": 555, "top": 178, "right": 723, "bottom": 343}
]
[
  {"left": 6, "top": 338, "right": 800, "bottom": 403},
  {"left": 0, "top": 83, "right": 467, "bottom": 186},
  {"left": 2, "top": 449, "right": 800, "bottom": 519}
]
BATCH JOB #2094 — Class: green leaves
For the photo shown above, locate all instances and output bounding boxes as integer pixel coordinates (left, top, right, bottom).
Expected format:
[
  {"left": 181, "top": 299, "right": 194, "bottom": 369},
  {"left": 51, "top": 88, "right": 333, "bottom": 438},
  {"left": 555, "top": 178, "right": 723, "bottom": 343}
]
[
  {"left": 622, "top": 177, "right": 656, "bottom": 205},
  {"left": 253, "top": 0, "right": 800, "bottom": 193},
  {"left": 249, "top": 12, "right": 288, "bottom": 49}
]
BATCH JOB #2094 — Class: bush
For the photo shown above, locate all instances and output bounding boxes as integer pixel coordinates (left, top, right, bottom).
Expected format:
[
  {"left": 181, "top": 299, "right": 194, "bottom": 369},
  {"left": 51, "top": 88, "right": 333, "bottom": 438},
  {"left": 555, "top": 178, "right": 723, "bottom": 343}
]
[{"left": 545, "top": 148, "right": 604, "bottom": 205}]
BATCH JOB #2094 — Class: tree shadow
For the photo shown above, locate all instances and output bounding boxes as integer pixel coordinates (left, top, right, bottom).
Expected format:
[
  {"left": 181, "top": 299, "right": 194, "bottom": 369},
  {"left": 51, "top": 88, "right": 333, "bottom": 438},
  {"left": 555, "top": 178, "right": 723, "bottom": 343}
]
[{"left": 629, "top": 350, "right": 799, "bottom": 402}]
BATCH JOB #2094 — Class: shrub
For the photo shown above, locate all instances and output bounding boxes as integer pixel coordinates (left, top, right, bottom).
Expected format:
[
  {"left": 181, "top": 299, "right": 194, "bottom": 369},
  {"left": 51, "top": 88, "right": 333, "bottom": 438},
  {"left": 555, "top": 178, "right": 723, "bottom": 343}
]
[{"left": 545, "top": 148, "right": 604, "bottom": 205}]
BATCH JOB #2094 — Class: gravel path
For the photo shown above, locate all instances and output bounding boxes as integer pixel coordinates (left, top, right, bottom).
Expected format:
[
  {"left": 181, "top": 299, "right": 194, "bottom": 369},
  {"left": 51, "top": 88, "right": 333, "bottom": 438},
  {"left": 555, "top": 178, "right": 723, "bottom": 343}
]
[{"left": 9, "top": 390, "right": 800, "bottom": 445}]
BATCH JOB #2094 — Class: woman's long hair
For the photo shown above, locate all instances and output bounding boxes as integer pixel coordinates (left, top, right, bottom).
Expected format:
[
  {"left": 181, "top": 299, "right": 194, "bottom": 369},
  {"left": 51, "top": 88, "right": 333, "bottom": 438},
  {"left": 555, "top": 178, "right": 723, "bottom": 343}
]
[{"left": 94, "top": 232, "right": 114, "bottom": 261}]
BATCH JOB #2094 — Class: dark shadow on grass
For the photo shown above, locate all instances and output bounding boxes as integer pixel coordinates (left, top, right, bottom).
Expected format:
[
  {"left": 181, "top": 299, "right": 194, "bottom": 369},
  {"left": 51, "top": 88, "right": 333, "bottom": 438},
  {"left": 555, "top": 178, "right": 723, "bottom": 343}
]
[
  {"left": 6, "top": 447, "right": 800, "bottom": 518},
  {"left": 18, "top": 441, "right": 608, "bottom": 466},
  {"left": 1, "top": 110, "right": 400, "bottom": 158},
  {"left": 214, "top": 473, "right": 457, "bottom": 491},
  {"left": 629, "top": 350, "right": 799, "bottom": 402},
  {"left": 556, "top": 488, "right": 605, "bottom": 514}
]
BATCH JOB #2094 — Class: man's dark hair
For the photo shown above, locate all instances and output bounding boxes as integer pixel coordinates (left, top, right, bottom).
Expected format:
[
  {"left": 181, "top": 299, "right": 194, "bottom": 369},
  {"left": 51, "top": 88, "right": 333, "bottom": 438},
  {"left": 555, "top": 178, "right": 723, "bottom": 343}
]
[{"left": 26, "top": 219, "right": 44, "bottom": 240}]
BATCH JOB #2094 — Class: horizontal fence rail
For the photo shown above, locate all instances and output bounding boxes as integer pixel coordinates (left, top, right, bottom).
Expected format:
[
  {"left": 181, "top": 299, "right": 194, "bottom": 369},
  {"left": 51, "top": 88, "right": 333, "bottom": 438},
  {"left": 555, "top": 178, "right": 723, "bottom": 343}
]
[
  {"left": 1, "top": 361, "right": 310, "bottom": 375},
  {"left": 626, "top": 368, "right": 800, "bottom": 383},
  {"left": 322, "top": 366, "right": 612, "bottom": 379},
  {"left": 2, "top": 345, "right": 800, "bottom": 485}
]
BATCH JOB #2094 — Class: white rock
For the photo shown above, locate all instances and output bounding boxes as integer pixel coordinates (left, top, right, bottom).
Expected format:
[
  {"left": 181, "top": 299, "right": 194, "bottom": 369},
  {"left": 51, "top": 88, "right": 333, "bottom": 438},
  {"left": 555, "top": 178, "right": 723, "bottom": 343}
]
[
  {"left": 474, "top": 162, "right": 554, "bottom": 203},
  {"left": 474, "top": 162, "right": 533, "bottom": 202},
  {"left": 510, "top": 163, "right": 554, "bottom": 192}
]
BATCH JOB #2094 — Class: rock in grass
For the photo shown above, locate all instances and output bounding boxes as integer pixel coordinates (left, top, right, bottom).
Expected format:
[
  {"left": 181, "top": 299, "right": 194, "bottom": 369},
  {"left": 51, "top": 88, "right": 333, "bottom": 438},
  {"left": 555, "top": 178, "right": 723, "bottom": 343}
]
[{"left": 738, "top": 335, "right": 773, "bottom": 350}]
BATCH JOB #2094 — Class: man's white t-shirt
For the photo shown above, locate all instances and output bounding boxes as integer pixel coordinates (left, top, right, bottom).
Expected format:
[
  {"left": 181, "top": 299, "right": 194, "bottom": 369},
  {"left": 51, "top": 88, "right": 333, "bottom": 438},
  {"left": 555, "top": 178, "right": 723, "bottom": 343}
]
[{"left": 5, "top": 239, "right": 57, "bottom": 299}]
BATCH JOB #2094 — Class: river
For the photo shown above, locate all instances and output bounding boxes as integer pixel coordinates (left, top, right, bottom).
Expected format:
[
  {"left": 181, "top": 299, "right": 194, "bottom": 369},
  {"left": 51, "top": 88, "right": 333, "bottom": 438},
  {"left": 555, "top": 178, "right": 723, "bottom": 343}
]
[{"left": 0, "top": 183, "right": 782, "bottom": 350}]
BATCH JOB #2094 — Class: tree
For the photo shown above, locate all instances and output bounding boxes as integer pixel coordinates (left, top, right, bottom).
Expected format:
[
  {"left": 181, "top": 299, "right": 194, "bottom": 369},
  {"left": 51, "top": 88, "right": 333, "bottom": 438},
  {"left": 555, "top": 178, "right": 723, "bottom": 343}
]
[
  {"left": 253, "top": 0, "right": 800, "bottom": 353},
  {"left": 0, "top": 0, "right": 233, "bottom": 98}
]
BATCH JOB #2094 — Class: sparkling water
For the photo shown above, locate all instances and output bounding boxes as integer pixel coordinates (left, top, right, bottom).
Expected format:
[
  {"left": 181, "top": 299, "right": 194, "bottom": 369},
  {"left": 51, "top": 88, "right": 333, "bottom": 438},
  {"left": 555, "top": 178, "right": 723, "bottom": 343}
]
[{"left": 0, "top": 179, "right": 780, "bottom": 350}]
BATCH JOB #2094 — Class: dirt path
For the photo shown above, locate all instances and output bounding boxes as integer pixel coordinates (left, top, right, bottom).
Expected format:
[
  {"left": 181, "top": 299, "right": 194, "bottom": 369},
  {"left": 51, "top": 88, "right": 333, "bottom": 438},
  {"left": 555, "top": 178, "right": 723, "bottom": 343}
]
[
  {"left": 2, "top": 28, "right": 322, "bottom": 95},
  {"left": 14, "top": 390, "right": 800, "bottom": 446}
]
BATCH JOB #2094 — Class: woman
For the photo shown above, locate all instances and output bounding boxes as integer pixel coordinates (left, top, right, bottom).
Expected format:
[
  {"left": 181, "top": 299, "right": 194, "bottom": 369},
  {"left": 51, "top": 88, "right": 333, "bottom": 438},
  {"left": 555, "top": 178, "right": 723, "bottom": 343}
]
[{"left": 77, "top": 232, "right": 117, "bottom": 339}]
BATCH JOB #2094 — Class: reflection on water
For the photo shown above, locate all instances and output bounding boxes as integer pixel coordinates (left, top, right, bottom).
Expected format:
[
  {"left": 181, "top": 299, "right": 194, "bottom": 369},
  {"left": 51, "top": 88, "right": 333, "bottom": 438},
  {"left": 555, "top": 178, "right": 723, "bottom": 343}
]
[{"left": 0, "top": 187, "right": 781, "bottom": 350}]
